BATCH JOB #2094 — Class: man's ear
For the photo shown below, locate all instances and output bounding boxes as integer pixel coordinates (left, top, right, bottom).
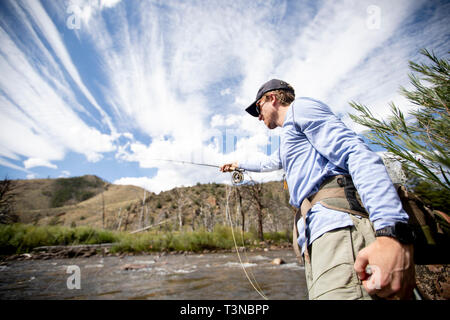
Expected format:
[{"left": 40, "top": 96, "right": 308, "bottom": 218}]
[{"left": 269, "top": 93, "right": 279, "bottom": 107}]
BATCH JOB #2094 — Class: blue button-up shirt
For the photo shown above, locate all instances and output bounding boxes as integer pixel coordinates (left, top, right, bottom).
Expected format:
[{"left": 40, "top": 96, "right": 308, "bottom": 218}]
[{"left": 239, "top": 97, "right": 409, "bottom": 253}]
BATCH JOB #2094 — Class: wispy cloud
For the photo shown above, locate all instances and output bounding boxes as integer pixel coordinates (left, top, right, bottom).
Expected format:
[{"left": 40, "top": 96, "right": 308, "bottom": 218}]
[
  {"left": 0, "top": 0, "right": 117, "bottom": 169},
  {"left": 109, "top": 0, "right": 449, "bottom": 192},
  {"left": 25, "top": 0, "right": 117, "bottom": 134},
  {"left": 23, "top": 158, "right": 58, "bottom": 170},
  {"left": 0, "top": 0, "right": 448, "bottom": 193},
  {"left": 0, "top": 158, "right": 30, "bottom": 174},
  {"left": 0, "top": 26, "right": 115, "bottom": 162}
]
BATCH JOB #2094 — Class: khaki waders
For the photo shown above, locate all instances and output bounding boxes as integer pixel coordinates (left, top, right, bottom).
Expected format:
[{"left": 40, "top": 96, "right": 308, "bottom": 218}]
[{"left": 293, "top": 175, "right": 376, "bottom": 300}]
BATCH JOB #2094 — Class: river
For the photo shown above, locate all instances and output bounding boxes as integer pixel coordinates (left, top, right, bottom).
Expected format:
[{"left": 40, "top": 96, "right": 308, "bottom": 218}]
[{"left": 0, "top": 249, "right": 308, "bottom": 300}]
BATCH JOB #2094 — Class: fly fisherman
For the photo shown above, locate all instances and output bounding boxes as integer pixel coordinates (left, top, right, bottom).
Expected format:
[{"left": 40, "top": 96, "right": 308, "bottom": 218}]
[{"left": 220, "top": 79, "right": 416, "bottom": 300}]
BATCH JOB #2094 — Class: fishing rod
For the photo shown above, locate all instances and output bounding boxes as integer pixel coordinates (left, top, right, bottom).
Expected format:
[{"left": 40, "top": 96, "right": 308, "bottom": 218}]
[{"left": 150, "top": 158, "right": 245, "bottom": 185}]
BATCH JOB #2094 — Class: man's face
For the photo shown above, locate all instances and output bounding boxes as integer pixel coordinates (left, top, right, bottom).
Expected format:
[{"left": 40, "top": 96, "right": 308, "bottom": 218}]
[{"left": 257, "top": 95, "right": 277, "bottom": 129}]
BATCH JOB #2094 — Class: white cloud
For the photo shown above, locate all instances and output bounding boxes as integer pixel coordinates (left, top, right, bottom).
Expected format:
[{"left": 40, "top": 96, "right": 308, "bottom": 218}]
[
  {"left": 0, "top": 96, "right": 65, "bottom": 162},
  {"left": 279, "top": 1, "right": 425, "bottom": 108},
  {"left": 0, "top": 3, "right": 117, "bottom": 168},
  {"left": 0, "top": 0, "right": 447, "bottom": 191},
  {"left": 23, "top": 158, "right": 57, "bottom": 170},
  {"left": 114, "top": 165, "right": 227, "bottom": 194},
  {"left": 220, "top": 88, "right": 232, "bottom": 96},
  {"left": 22, "top": 0, "right": 116, "bottom": 135},
  {"left": 210, "top": 114, "right": 244, "bottom": 128},
  {"left": 82, "top": 0, "right": 440, "bottom": 191},
  {"left": 67, "top": 0, "right": 122, "bottom": 26},
  {"left": 59, "top": 170, "right": 71, "bottom": 178},
  {"left": 0, "top": 157, "right": 30, "bottom": 173},
  {"left": 100, "top": 0, "right": 121, "bottom": 9}
]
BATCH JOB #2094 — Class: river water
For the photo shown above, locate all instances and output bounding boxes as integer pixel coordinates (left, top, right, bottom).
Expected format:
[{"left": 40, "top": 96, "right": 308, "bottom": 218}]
[{"left": 0, "top": 249, "right": 308, "bottom": 300}]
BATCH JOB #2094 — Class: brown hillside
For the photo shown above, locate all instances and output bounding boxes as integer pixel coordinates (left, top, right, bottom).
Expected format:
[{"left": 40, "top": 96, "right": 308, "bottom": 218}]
[
  {"left": 13, "top": 178, "right": 56, "bottom": 211},
  {"left": 13, "top": 175, "right": 106, "bottom": 212},
  {"left": 11, "top": 176, "right": 295, "bottom": 235}
]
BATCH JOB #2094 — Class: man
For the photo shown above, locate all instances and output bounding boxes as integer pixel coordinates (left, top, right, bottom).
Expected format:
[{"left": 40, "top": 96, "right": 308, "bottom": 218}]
[{"left": 220, "top": 79, "right": 416, "bottom": 300}]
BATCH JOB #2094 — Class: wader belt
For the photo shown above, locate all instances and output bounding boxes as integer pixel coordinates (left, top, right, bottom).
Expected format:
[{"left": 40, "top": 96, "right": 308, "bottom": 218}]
[{"left": 293, "top": 175, "right": 368, "bottom": 264}]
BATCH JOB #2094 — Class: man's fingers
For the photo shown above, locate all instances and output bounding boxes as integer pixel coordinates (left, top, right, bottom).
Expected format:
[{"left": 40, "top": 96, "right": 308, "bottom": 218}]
[
  {"left": 362, "top": 279, "right": 377, "bottom": 296},
  {"left": 220, "top": 163, "right": 238, "bottom": 172},
  {"left": 362, "top": 267, "right": 410, "bottom": 298},
  {"left": 354, "top": 247, "right": 369, "bottom": 281},
  {"left": 363, "top": 280, "right": 392, "bottom": 298}
]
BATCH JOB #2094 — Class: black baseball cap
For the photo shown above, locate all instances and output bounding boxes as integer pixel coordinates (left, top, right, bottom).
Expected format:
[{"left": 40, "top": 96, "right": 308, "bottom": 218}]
[{"left": 245, "top": 79, "right": 295, "bottom": 117}]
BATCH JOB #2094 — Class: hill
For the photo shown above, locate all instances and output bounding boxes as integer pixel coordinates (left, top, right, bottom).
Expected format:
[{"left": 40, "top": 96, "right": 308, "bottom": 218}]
[
  {"left": 13, "top": 175, "right": 106, "bottom": 211},
  {"left": 9, "top": 176, "right": 295, "bottom": 235}
]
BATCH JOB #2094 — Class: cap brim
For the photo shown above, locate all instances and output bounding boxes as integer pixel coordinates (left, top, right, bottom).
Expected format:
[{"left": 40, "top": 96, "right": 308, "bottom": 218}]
[{"left": 245, "top": 101, "right": 259, "bottom": 117}]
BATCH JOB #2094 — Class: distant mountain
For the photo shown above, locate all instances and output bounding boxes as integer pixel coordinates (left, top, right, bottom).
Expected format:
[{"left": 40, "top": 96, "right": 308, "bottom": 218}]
[
  {"left": 10, "top": 175, "right": 295, "bottom": 235},
  {"left": 13, "top": 175, "right": 106, "bottom": 211}
]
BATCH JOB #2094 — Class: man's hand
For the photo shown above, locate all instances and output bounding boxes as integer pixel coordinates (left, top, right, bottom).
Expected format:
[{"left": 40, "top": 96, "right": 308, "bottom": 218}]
[
  {"left": 220, "top": 162, "right": 239, "bottom": 172},
  {"left": 354, "top": 236, "right": 415, "bottom": 299}
]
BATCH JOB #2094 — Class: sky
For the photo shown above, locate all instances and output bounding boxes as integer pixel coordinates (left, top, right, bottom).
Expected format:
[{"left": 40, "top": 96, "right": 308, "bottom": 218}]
[{"left": 0, "top": 0, "right": 449, "bottom": 194}]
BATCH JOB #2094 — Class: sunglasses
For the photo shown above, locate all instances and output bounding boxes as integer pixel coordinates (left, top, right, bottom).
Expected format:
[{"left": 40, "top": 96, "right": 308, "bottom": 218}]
[{"left": 255, "top": 97, "right": 265, "bottom": 115}]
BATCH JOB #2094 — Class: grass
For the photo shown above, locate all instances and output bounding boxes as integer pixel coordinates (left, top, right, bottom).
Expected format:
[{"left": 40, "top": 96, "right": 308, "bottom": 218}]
[
  {"left": 0, "top": 224, "right": 119, "bottom": 255},
  {"left": 0, "top": 223, "right": 291, "bottom": 256}
]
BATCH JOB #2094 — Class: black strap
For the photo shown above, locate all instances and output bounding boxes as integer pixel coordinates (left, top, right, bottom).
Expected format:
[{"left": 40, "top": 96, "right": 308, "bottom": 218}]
[{"left": 342, "top": 176, "right": 367, "bottom": 213}]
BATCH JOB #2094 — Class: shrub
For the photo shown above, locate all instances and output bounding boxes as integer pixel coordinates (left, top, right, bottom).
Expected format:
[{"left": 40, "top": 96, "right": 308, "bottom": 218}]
[
  {"left": 0, "top": 224, "right": 119, "bottom": 255},
  {"left": 50, "top": 176, "right": 104, "bottom": 208}
]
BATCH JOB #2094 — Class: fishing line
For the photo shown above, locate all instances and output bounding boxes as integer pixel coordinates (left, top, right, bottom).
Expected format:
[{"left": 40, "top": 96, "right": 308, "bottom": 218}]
[
  {"left": 235, "top": 218, "right": 267, "bottom": 298},
  {"left": 225, "top": 182, "right": 268, "bottom": 300},
  {"left": 225, "top": 181, "right": 269, "bottom": 300},
  {"left": 226, "top": 183, "right": 265, "bottom": 297},
  {"left": 235, "top": 171, "right": 267, "bottom": 296}
]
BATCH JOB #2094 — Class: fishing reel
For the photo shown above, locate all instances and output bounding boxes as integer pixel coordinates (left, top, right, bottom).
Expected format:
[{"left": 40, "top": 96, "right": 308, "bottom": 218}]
[{"left": 231, "top": 169, "right": 245, "bottom": 185}]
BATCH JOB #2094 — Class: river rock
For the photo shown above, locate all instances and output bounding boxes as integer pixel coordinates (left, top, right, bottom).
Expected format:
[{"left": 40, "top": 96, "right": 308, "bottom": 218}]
[
  {"left": 121, "top": 263, "right": 151, "bottom": 271},
  {"left": 271, "top": 258, "right": 285, "bottom": 265},
  {"left": 81, "top": 249, "right": 97, "bottom": 258}
]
